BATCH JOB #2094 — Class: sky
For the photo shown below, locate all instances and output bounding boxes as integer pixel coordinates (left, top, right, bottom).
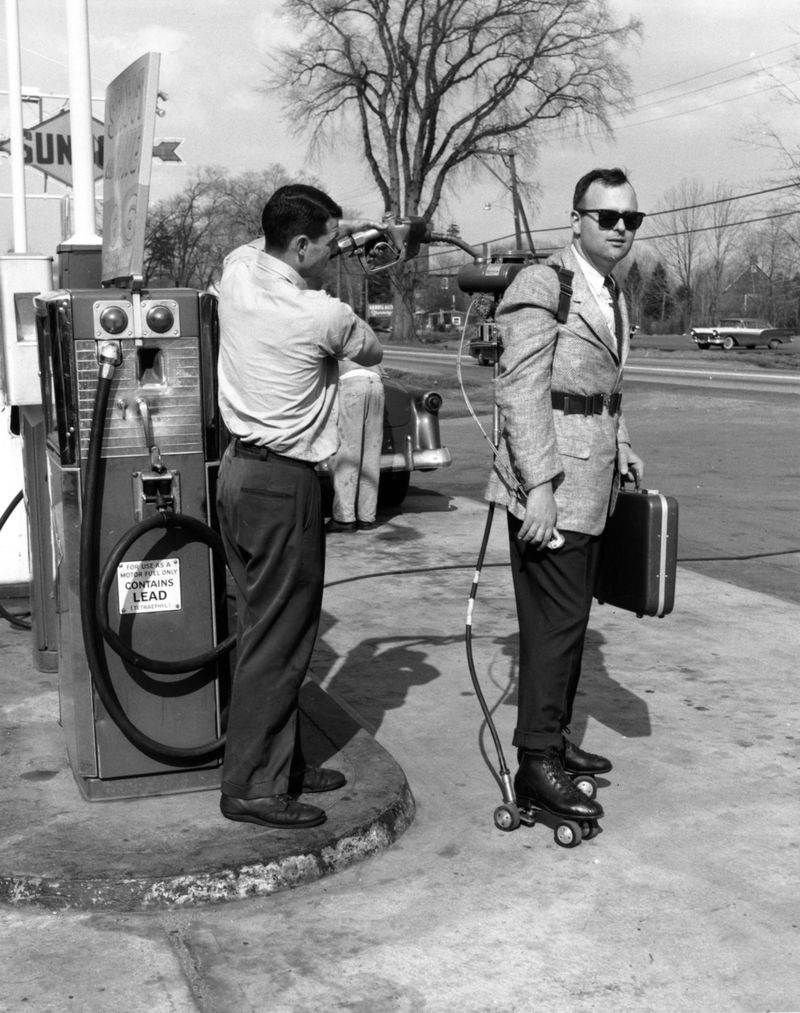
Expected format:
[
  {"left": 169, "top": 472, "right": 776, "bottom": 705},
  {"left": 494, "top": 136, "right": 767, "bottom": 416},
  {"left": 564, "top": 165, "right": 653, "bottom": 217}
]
[{"left": 2, "top": 0, "right": 800, "bottom": 260}]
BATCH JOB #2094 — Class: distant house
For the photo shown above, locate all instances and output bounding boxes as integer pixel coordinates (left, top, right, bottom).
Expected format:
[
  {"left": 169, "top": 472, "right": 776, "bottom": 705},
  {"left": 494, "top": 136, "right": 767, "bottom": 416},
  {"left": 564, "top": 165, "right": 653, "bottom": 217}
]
[
  {"left": 720, "top": 260, "right": 772, "bottom": 317},
  {"left": 721, "top": 259, "right": 799, "bottom": 326},
  {"left": 424, "top": 309, "right": 463, "bottom": 330}
]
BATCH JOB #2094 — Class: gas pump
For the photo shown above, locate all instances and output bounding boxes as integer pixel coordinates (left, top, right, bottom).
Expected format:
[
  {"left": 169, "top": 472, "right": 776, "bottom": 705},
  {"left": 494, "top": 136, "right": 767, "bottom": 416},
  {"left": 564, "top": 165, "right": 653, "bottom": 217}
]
[
  {"left": 35, "top": 281, "right": 234, "bottom": 799},
  {"left": 0, "top": 253, "right": 58, "bottom": 672}
]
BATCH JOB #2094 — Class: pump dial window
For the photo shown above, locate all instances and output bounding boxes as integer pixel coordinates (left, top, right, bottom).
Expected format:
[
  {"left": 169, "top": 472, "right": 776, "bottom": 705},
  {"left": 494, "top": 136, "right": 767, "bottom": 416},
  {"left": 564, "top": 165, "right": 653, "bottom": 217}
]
[{"left": 99, "top": 305, "right": 129, "bottom": 335}]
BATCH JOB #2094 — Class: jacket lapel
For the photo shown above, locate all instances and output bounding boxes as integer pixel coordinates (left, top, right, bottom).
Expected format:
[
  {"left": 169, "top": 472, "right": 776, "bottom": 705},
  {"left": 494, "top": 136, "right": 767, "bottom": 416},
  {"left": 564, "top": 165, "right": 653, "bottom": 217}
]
[
  {"left": 618, "top": 290, "right": 630, "bottom": 365},
  {"left": 556, "top": 247, "right": 621, "bottom": 361}
]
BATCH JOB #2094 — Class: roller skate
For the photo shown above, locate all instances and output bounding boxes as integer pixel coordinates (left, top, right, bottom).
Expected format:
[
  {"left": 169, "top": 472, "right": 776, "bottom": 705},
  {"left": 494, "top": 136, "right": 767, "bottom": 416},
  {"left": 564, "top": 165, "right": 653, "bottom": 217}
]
[
  {"left": 562, "top": 737, "right": 612, "bottom": 800},
  {"left": 493, "top": 746, "right": 603, "bottom": 847}
]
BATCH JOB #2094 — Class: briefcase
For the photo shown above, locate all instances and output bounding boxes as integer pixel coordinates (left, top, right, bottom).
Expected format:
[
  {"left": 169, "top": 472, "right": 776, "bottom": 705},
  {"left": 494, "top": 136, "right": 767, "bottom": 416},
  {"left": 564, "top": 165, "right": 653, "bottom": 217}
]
[{"left": 595, "top": 476, "right": 678, "bottom": 618}]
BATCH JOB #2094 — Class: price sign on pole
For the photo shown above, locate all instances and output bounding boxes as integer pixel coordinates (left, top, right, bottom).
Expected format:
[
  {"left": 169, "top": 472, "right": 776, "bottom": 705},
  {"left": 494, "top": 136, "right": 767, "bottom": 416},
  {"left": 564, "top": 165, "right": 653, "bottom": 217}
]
[{"left": 101, "top": 52, "right": 161, "bottom": 284}]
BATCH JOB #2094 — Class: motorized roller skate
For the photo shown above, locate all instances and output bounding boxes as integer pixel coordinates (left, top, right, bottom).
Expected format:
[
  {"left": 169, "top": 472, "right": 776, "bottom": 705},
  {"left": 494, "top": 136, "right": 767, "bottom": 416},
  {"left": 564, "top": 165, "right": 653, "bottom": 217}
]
[
  {"left": 562, "top": 738, "right": 613, "bottom": 801},
  {"left": 493, "top": 746, "right": 604, "bottom": 848}
]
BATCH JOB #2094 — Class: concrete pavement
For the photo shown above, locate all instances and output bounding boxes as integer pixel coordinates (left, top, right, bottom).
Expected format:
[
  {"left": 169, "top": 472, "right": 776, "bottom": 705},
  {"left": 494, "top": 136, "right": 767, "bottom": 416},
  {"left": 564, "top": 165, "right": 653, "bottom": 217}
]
[{"left": 1, "top": 416, "right": 799, "bottom": 1012}]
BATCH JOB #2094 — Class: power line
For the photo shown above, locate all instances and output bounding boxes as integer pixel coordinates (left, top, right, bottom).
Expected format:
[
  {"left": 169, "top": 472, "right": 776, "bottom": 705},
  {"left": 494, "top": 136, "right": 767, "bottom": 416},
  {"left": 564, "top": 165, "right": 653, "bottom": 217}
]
[
  {"left": 631, "top": 62, "right": 797, "bottom": 116},
  {"left": 478, "top": 181, "right": 800, "bottom": 239},
  {"left": 637, "top": 206, "right": 800, "bottom": 241},
  {"left": 635, "top": 43, "right": 797, "bottom": 99},
  {"left": 423, "top": 193, "right": 800, "bottom": 266},
  {"left": 645, "top": 182, "right": 799, "bottom": 218}
]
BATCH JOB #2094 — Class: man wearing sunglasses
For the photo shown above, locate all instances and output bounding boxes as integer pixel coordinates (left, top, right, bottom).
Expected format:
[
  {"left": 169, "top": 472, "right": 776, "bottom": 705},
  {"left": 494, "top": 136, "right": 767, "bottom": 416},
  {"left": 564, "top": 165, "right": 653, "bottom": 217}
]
[{"left": 486, "top": 166, "right": 646, "bottom": 828}]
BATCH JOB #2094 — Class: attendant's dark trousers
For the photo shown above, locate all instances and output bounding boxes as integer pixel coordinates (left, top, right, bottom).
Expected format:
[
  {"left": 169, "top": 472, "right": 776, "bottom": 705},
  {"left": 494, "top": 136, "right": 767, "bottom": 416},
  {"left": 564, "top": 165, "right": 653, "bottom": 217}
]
[
  {"left": 216, "top": 442, "right": 324, "bottom": 799},
  {"left": 507, "top": 512, "right": 601, "bottom": 751}
]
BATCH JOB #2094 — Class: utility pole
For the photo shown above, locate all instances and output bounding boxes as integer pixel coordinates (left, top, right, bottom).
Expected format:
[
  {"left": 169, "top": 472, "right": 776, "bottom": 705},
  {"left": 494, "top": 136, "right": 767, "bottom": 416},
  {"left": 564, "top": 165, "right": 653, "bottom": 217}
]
[
  {"left": 472, "top": 147, "right": 534, "bottom": 253},
  {"left": 5, "top": 0, "right": 27, "bottom": 251},
  {"left": 505, "top": 150, "right": 523, "bottom": 250}
]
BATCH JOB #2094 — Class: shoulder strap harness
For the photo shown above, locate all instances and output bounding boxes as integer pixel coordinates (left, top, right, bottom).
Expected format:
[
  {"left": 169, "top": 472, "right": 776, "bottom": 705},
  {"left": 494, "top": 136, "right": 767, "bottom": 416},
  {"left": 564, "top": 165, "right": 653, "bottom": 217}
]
[{"left": 550, "top": 264, "right": 573, "bottom": 324}]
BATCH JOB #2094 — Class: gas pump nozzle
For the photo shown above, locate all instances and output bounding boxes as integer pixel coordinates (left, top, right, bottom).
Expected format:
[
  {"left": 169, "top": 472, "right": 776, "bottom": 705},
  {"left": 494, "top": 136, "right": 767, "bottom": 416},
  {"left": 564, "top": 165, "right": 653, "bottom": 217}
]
[{"left": 331, "top": 215, "right": 432, "bottom": 274}]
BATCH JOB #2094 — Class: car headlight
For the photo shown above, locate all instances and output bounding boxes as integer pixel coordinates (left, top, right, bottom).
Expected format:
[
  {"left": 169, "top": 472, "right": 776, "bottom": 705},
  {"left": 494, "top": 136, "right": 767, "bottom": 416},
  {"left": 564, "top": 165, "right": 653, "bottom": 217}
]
[{"left": 421, "top": 391, "right": 443, "bottom": 414}]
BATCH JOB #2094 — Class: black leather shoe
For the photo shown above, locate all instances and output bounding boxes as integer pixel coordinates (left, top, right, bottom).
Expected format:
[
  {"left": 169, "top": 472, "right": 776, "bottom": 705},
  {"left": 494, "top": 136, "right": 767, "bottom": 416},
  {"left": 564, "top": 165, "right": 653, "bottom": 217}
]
[
  {"left": 515, "top": 747, "right": 604, "bottom": 820},
  {"left": 289, "top": 765, "right": 346, "bottom": 795},
  {"left": 356, "top": 520, "right": 377, "bottom": 531},
  {"left": 220, "top": 793, "right": 326, "bottom": 828},
  {"left": 562, "top": 739, "right": 612, "bottom": 775},
  {"left": 326, "top": 518, "right": 357, "bottom": 533}
]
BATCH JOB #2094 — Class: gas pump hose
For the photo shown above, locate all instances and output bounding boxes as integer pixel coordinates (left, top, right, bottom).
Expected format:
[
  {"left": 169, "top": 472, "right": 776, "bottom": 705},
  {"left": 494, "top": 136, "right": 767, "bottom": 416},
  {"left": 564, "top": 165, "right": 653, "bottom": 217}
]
[
  {"left": 79, "top": 345, "right": 230, "bottom": 764},
  {"left": 0, "top": 490, "right": 32, "bottom": 630}
]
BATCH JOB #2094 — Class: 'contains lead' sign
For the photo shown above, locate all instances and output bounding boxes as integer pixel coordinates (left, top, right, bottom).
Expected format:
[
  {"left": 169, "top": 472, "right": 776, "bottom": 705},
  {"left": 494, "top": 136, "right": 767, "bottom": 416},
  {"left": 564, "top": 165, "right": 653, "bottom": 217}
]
[{"left": 116, "top": 557, "right": 182, "bottom": 615}]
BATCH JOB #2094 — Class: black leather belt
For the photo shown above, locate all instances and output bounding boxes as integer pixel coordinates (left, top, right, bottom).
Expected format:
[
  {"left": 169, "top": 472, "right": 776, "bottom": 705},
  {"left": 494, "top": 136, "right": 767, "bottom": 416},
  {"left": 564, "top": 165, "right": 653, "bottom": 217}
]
[
  {"left": 232, "top": 439, "right": 314, "bottom": 468},
  {"left": 551, "top": 391, "right": 622, "bottom": 416}
]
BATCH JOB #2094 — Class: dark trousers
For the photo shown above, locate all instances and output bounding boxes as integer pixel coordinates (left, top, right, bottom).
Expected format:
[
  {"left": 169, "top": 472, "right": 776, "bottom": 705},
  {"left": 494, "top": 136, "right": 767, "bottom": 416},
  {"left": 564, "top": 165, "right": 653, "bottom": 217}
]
[
  {"left": 507, "top": 513, "right": 601, "bottom": 752},
  {"left": 216, "top": 442, "right": 324, "bottom": 799}
]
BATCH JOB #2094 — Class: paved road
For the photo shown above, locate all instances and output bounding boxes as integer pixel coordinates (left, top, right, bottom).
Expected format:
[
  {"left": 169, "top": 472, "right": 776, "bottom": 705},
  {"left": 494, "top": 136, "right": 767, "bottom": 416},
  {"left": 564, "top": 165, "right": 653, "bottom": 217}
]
[
  {"left": 403, "top": 370, "right": 800, "bottom": 607},
  {"left": 383, "top": 344, "right": 800, "bottom": 396}
]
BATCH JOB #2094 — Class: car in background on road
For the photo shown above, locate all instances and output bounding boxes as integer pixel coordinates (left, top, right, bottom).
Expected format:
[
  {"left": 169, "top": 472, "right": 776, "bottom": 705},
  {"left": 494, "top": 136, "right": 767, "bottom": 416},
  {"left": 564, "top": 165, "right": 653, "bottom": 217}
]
[
  {"left": 691, "top": 318, "right": 796, "bottom": 351},
  {"left": 318, "top": 374, "right": 451, "bottom": 507}
]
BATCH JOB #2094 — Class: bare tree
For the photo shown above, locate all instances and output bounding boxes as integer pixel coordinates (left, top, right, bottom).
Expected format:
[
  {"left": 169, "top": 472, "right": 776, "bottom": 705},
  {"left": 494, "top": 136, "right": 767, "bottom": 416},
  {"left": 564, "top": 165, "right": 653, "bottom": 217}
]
[
  {"left": 144, "top": 165, "right": 319, "bottom": 289},
  {"left": 266, "top": 0, "right": 641, "bottom": 342},
  {"left": 702, "top": 182, "right": 740, "bottom": 322},
  {"left": 653, "top": 179, "right": 706, "bottom": 330}
]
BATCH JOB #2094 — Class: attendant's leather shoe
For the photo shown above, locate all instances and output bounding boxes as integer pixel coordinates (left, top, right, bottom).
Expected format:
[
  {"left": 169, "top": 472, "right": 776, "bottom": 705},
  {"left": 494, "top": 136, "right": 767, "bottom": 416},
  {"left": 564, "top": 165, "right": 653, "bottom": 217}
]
[
  {"left": 289, "top": 765, "right": 346, "bottom": 795},
  {"left": 220, "top": 793, "right": 326, "bottom": 829},
  {"left": 562, "top": 739, "right": 612, "bottom": 775},
  {"left": 326, "top": 518, "right": 357, "bottom": 533},
  {"left": 356, "top": 520, "right": 377, "bottom": 531},
  {"left": 514, "top": 747, "right": 604, "bottom": 821}
]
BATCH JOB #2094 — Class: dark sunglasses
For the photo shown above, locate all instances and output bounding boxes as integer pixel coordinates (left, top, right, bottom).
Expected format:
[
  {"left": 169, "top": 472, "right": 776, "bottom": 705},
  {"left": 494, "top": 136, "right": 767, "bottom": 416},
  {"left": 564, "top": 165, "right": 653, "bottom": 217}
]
[{"left": 576, "top": 208, "right": 646, "bottom": 232}]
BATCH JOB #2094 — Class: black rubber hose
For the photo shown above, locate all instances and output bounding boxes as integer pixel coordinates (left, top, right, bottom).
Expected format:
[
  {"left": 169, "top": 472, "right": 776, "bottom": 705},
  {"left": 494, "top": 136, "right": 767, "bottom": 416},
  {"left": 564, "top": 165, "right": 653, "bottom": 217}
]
[
  {"left": 79, "top": 352, "right": 225, "bottom": 764},
  {"left": 0, "top": 490, "right": 32, "bottom": 631},
  {"left": 96, "top": 510, "right": 236, "bottom": 673},
  {"left": 464, "top": 501, "right": 512, "bottom": 780}
]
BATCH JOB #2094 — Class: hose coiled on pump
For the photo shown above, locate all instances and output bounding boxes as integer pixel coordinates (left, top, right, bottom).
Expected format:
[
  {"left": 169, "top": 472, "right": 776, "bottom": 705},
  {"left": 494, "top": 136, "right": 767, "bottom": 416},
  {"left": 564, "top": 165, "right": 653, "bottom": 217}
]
[{"left": 79, "top": 345, "right": 229, "bottom": 764}]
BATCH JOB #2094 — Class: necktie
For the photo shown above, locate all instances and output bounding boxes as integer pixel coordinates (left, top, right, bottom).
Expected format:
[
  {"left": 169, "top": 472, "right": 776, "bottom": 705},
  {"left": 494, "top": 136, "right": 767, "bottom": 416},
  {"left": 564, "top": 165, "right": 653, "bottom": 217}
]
[{"left": 604, "top": 277, "right": 623, "bottom": 355}]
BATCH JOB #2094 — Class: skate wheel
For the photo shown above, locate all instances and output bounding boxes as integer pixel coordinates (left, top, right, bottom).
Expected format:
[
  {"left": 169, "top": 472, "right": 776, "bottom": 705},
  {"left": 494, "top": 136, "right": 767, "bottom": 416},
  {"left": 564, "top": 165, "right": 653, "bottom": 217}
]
[
  {"left": 493, "top": 804, "right": 521, "bottom": 832},
  {"left": 582, "top": 821, "right": 601, "bottom": 840},
  {"left": 554, "top": 820, "right": 582, "bottom": 848},
  {"left": 572, "top": 774, "right": 597, "bottom": 799}
]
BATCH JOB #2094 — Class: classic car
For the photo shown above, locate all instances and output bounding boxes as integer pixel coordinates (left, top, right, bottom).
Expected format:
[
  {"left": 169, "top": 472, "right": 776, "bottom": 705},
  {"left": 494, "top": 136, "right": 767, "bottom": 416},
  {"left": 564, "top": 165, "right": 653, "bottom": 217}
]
[
  {"left": 691, "top": 319, "right": 795, "bottom": 351},
  {"left": 318, "top": 373, "right": 452, "bottom": 506}
]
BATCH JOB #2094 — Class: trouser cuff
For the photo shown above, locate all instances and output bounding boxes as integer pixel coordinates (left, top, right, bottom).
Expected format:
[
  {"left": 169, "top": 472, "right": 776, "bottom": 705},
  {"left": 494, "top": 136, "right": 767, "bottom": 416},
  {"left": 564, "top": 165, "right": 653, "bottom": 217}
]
[{"left": 512, "top": 729, "right": 564, "bottom": 752}]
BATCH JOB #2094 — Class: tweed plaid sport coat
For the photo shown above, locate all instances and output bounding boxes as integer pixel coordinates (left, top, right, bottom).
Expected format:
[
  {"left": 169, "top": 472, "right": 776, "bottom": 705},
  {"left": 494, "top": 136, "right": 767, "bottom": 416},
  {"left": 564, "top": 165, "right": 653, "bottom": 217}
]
[{"left": 485, "top": 244, "right": 632, "bottom": 536}]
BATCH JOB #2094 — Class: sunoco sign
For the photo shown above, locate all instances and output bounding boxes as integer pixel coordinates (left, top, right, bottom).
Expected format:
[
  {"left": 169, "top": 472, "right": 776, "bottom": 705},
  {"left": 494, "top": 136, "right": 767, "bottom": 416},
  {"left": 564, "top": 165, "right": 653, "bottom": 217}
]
[
  {"left": 0, "top": 109, "right": 106, "bottom": 186},
  {"left": 0, "top": 109, "right": 181, "bottom": 187}
]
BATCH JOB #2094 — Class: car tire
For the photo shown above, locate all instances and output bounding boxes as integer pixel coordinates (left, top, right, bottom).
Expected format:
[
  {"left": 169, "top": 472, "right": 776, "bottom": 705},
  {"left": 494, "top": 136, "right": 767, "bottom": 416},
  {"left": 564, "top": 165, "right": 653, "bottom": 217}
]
[
  {"left": 768, "top": 339, "right": 781, "bottom": 349},
  {"left": 697, "top": 342, "right": 710, "bottom": 349},
  {"left": 379, "top": 471, "right": 411, "bottom": 507},
  {"left": 722, "top": 336, "right": 735, "bottom": 351}
]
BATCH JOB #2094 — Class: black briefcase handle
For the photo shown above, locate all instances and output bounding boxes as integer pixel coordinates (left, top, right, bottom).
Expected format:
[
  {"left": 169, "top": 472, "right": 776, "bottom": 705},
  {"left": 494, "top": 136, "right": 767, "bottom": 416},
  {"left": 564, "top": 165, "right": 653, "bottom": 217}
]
[{"left": 621, "top": 464, "right": 642, "bottom": 491}]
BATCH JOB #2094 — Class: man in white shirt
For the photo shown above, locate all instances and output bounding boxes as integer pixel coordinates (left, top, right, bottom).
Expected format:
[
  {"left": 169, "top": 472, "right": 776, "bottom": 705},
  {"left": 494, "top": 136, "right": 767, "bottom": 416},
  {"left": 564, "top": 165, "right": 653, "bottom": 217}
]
[
  {"left": 216, "top": 184, "right": 382, "bottom": 829},
  {"left": 486, "top": 167, "right": 645, "bottom": 826}
]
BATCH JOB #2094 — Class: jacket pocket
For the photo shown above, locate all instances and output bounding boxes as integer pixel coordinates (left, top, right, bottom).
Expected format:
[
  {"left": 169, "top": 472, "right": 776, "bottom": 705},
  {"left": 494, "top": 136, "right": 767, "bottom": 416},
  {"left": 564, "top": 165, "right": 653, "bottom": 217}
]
[{"left": 556, "top": 436, "right": 591, "bottom": 460}]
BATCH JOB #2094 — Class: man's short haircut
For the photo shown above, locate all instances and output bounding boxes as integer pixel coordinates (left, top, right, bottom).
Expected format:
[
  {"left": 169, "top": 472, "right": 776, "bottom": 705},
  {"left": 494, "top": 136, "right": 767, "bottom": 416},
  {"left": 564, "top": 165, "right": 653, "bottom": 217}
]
[
  {"left": 573, "top": 168, "right": 631, "bottom": 209},
  {"left": 262, "top": 184, "right": 343, "bottom": 250}
]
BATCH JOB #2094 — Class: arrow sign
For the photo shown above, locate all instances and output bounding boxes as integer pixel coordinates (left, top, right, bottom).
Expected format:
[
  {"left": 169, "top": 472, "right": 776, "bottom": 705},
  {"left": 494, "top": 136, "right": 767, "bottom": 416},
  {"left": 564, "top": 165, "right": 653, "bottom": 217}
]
[
  {"left": 1, "top": 125, "right": 183, "bottom": 181},
  {"left": 152, "top": 139, "right": 183, "bottom": 163},
  {"left": 0, "top": 110, "right": 105, "bottom": 186}
]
